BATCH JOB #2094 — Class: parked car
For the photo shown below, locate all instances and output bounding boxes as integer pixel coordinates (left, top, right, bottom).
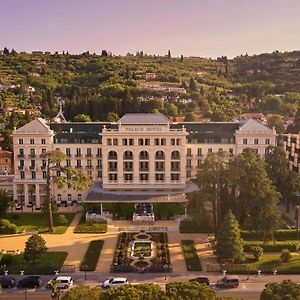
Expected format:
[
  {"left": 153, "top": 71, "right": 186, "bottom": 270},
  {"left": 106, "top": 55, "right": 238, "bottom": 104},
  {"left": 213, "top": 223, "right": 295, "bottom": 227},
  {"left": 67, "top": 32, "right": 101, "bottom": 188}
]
[
  {"left": 17, "top": 276, "right": 43, "bottom": 288},
  {"left": 47, "top": 276, "right": 73, "bottom": 289},
  {"left": 0, "top": 276, "right": 16, "bottom": 288},
  {"left": 217, "top": 276, "right": 239, "bottom": 288},
  {"left": 189, "top": 277, "right": 210, "bottom": 285},
  {"left": 102, "top": 277, "right": 128, "bottom": 289}
]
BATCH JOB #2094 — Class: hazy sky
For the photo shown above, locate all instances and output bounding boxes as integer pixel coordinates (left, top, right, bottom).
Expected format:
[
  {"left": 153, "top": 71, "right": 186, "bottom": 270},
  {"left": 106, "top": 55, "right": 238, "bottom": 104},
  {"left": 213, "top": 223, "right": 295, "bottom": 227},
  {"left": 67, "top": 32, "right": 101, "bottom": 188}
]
[{"left": 0, "top": 0, "right": 299, "bottom": 58}]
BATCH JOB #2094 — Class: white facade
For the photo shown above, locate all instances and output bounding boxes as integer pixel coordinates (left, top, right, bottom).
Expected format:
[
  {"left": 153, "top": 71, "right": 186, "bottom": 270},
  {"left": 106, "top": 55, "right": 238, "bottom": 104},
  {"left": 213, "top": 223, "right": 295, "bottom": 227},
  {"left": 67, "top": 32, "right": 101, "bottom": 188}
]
[{"left": 11, "top": 114, "right": 277, "bottom": 206}]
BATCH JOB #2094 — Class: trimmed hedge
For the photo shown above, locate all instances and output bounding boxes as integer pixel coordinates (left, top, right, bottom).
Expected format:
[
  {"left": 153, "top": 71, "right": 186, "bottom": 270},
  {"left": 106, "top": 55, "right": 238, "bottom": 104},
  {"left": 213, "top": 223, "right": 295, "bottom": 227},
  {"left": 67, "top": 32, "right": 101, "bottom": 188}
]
[
  {"left": 241, "top": 230, "right": 300, "bottom": 241},
  {"left": 244, "top": 242, "right": 298, "bottom": 252},
  {"left": 80, "top": 240, "right": 104, "bottom": 271},
  {"left": 180, "top": 218, "right": 213, "bottom": 234},
  {"left": 181, "top": 240, "right": 202, "bottom": 271},
  {"left": 74, "top": 215, "right": 107, "bottom": 233},
  {"left": 0, "top": 219, "right": 17, "bottom": 234}
]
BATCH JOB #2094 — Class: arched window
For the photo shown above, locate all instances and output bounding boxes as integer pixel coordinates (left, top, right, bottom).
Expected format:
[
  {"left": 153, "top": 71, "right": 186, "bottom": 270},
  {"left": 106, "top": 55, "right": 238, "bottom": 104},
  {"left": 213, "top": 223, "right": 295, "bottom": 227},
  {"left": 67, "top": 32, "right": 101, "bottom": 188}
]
[
  {"left": 155, "top": 151, "right": 165, "bottom": 160},
  {"left": 139, "top": 151, "right": 149, "bottom": 160},
  {"left": 171, "top": 150, "right": 180, "bottom": 160},
  {"left": 57, "top": 194, "right": 62, "bottom": 202},
  {"left": 108, "top": 150, "right": 117, "bottom": 160},
  {"left": 123, "top": 151, "right": 133, "bottom": 160}
]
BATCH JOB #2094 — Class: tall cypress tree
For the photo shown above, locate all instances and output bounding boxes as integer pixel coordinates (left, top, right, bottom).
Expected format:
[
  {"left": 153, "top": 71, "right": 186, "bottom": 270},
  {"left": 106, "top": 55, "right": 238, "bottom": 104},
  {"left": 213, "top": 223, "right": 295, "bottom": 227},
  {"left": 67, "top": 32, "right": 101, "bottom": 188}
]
[{"left": 215, "top": 210, "right": 244, "bottom": 263}]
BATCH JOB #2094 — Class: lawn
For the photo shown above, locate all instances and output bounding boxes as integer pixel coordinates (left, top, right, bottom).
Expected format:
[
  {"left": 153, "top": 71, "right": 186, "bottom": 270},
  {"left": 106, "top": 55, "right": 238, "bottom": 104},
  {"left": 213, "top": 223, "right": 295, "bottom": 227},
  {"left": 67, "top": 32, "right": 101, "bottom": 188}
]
[
  {"left": 74, "top": 215, "right": 107, "bottom": 233},
  {"left": 1, "top": 252, "right": 68, "bottom": 275},
  {"left": 7, "top": 213, "right": 75, "bottom": 234},
  {"left": 80, "top": 240, "right": 104, "bottom": 271},
  {"left": 181, "top": 240, "right": 202, "bottom": 271}
]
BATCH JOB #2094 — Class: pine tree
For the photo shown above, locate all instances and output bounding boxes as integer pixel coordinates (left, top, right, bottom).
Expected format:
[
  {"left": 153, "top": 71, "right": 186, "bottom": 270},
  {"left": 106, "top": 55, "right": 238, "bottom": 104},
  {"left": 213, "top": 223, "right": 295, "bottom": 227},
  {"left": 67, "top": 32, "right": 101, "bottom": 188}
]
[{"left": 215, "top": 210, "right": 244, "bottom": 263}]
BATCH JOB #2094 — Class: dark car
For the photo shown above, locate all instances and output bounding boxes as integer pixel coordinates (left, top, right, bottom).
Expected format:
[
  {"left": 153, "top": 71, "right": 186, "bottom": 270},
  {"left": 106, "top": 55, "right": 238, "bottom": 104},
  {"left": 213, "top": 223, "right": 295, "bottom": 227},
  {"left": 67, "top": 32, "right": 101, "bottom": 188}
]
[
  {"left": 0, "top": 276, "right": 16, "bottom": 288},
  {"left": 189, "top": 277, "right": 210, "bottom": 285},
  {"left": 217, "top": 276, "right": 239, "bottom": 288},
  {"left": 17, "top": 276, "right": 43, "bottom": 288}
]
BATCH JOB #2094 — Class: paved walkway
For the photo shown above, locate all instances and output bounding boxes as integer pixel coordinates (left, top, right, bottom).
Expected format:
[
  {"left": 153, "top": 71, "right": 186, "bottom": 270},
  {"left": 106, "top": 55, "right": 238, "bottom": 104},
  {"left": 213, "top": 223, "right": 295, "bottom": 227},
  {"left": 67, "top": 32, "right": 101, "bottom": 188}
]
[{"left": 0, "top": 216, "right": 216, "bottom": 274}]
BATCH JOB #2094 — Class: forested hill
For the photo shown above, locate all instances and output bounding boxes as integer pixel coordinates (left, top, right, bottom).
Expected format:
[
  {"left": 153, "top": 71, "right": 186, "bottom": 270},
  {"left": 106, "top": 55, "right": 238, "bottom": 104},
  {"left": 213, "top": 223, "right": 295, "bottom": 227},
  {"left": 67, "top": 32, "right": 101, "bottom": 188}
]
[{"left": 1, "top": 49, "right": 300, "bottom": 124}]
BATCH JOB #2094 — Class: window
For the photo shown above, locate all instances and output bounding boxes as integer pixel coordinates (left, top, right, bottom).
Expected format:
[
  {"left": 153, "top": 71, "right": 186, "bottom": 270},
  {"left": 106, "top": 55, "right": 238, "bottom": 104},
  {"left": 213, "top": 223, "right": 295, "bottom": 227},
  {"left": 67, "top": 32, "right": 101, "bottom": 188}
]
[
  {"left": 124, "top": 161, "right": 133, "bottom": 171},
  {"left": 30, "top": 149, "right": 35, "bottom": 157},
  {"left": 139, "top": 173, "right": 148, "bottom": 181},
  {"left": 187, "top": 170, "right": 191, "bottom": 178},
  {"left": 42, "top": 148, "right": 46, "bottom": 154},
  {"left": 155, "top": 138, "right": 159, "bottom": 146},
  {"left": 57, "top": 194, "right": 62, "bottom": 202},
  {"left": 19, "top": 159, "right": 24, "bottom": 167},
  {"left": 30, "top": 138, "right": 35, "bottom": 145},
  {"left": 97, "top": 160, "right": 102, "bottom": 167},
  {"left": 19, "top": 149, "right": 24, "bottom": 157},
  {"left": 145, "top": 139, "right": 150, "bottom": 145},
  {"left": 265, "top": 148, "right": 270, "bottom": 155},
  {"left": 107, "top": 139, "right": 112, "bottom": 145},
  {"left": 57, "top": 171, "right": 61, "bottom": 177},
  {"left": 155, "top": 161, "right": 164, "bottom": 171},
  {"left": 109, "top": 173, "right": 117, "bottom": 181},
  {"left": 129, "top": 139, "right": 134, "bottom": 145},
  {"left": 171, "top": 161, "right": 180, "bottom": 171},
  {"left": 254, "top": 138, "right": 259, "bottom": 145},
  {"left": 208, "top": 148, "right": 212, "bottom": 153},
  {"left": 139, "top": 161, "right": 149, "bottom": 171},
  {"left": 124, "top": 174, "right": 133, "bottom": 181},
  {"left": 109, "top": 161, "right": 117, "bottom": 171},
  {"left": 113, "top": 138, "right": 118, "bottom": 145},
  {"left": 243, "top": 139, "right": 248, "bottom": 145},
  {"left": 68, "top": 194, "right": 72, "bottom": 202},
  {"left": 77, "top": 160, "right": 81, "bottom": 167},
  {"left": 97, "top": 148, "right": 102, "bottom": 157},
  {"left": 229, "top": 148, "right": 234, "bottom": 155},
  {"left": 171, "top": 173, "right": 179, "bottom": 181},
  {"left": 31, "top": 171, "right": 36, "bottom": 179},
  {"left": 20, "top": 171, "right": 25, "bottom": 179},
  {"left": 218, "top": 148, "right": 223, "bottom": 152},
  {"left": 87, "top": 159, "right": 92, "bottom": 167},
  {"left": 138, "top": 138, "right": 143, "bottom": 146},
  {"left": 186, "top": 159, "right": 192, "bottom": 167},
  {"left": 41, "top": 138, "right": 46, "bottom": 144},
  {"left": 87, "top": 148, "right": 92, "bottom": 156},
  {"left": 265, "top": 139, "right": 270, "bottom": 145},
  {"left": 43, "top": 171, "right": 47, "bottom": 179},
  {"left": 155, "top": 151, "right": 165, "bottom": 160},
  {"left": 155, "top": 173, "right": 164, "bottom": 181},
  {"left": 78, "top": 194, "right": 82, "bottom": 203},
  {"left": 254, "top": 148, "right": 259, "bottom": 154},
  {"left": 197, "top": 148, "right": 202, "bottom": 156},
  {"left": 97, "top": 171, "right": 102, "bottom": 178},
  {"left": 108, "top": 151, "right": 117, "bottom": 160},
  {"left": 197, "top": 159, "right": 202, "bottom": 167},
  {"left": 76, "top": 148, "right": 81, "bottom": 157},
  {"left": 66, "top": 159, "right": 71, "bottom": 167},
  {"left": 19, "top": 139, "right": 23, "bottom": 145},
  {"left": 139, "top": 151, "right": 149, "bottom": 160},
  {"left": 66, "top": 148, "right": 71, "bottom": 156},
  {"left": 187, "top": 148, "right": 192, "bottom": 156}
]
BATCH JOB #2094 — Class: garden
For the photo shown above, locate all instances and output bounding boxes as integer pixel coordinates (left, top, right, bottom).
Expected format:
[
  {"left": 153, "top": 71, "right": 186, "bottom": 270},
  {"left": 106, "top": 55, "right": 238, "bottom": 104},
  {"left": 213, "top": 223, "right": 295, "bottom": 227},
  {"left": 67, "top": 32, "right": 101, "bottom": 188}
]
[
  {"left": 111, "top": 231, "right": 172, "bottom": 273},
  {"left": 181, "top": 240, "right": 202, "bottom": 271},
  {"left": 74, "top": 214, "right": 107, "bottom": 233},
  {"left": 3, "top": 212, "right": 75, "bottom": 234}
]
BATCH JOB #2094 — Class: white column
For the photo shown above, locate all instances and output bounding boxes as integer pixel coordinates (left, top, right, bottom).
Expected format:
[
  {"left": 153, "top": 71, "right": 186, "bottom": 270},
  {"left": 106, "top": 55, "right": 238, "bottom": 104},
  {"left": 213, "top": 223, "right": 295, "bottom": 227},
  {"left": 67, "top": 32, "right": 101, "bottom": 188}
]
[
  {"left": 24, "top": 184, "right": 29, "bottom": 206},
  {"left": 35, "top": 184, "right": 40, "bottom": 206}
]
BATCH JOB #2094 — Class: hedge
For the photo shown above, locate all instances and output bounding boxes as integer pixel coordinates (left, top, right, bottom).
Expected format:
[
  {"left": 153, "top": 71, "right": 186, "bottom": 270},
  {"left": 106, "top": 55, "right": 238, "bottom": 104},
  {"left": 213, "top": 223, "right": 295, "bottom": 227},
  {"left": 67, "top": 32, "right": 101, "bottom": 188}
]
[
  {"left": 244, "top": 242, "right": 298, "bottom": 252},
  {"left": 241, "top": 230, "right": 300, "bottom": 241},
  {"left": 80, "top": 240, "right": 104, "bottom": 271},
  {"left": 0, "top": 219, "right": 17, "bottom": 234},
  {"left": 74, "top": 215, "right": 107, "bottom": 233},
  {"left": 181, "top": 240, "right": 202, "bottom": 271},
  {"left": 180, "top": 219, "right": 213, "bottom": 234}
]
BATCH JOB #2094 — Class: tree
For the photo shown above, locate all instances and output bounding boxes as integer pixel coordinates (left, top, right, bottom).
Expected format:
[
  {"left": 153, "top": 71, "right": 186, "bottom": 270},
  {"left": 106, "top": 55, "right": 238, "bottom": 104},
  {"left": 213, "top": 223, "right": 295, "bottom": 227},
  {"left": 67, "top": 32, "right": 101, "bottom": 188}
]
[
  {"left": 189, "top": 77, "right": 197, "bottom": 92},
  {"left": 265, "top": 146, "right": 300, "bottom": 212},
  {"left": 0, "top": 189, "right": 11, "bottom": 218},
  {"left": 215, "top": 210, "right": 244, "bottom": 263},
  {"left": 104, "top": 284, "right": 165, "bottom": 300},
  {"left": 184, "top": 112, "right": 195, "bottom": 122},
  {"left": 62, "top": 285, "right": 101, "bottom": 300},
  {"left": 166, "top": 281, "right": 216, "bottom": 300},
  {"left": 280, "top": 249, "right": 292, "bottom": 262},
  {"left": 49, "top": 280, "right": 62, "bottom": 300},
  {"left": 73, "top": 114, "right": 92, "bottom": 122},
  {"left": 106, "top": 112, "right": 119, "bottom": 122},
  {"left": 267, "top": 114, "right": 284, "bottom": 134},
  {"left": 260, "top": 280, "right": 300, "bottom": 300},
  {"left": 24, "top": 234, "right": 47, "bottom": 262},
  {"left": 249, "top": 246, "right": 263, "bottom": 261},
  {"left": 196, "top": 152, "right": 229, "bottom": 237},
  {"left": 40, "top": 150, "right": 92, "bottom": 232},
  {"left": 229, "top": 149, "right": 280, "bottom": 240}
]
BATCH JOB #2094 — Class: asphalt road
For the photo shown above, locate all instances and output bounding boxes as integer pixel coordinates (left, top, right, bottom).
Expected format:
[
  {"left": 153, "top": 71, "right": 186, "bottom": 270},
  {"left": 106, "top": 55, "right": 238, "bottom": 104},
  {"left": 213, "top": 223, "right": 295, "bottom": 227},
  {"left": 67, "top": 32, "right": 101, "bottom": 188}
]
[{"left": 1, "top": 272, "right": 299, "bottom": 300}]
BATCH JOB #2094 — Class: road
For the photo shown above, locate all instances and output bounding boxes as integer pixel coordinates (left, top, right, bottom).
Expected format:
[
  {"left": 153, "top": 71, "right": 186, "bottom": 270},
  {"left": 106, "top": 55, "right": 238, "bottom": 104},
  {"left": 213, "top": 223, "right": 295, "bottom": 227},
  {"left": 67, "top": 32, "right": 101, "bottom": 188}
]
[{"left": 1, "top": 272, "right": 300, "bottom": 299}]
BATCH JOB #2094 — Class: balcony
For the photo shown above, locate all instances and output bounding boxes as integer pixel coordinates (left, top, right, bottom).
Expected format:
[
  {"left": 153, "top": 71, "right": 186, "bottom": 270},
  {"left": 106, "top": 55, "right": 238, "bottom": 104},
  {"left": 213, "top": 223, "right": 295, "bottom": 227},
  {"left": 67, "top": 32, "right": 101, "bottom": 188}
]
[
  {"left": 28, "top": 153, "right": 36, "bottom": 158},
  {"left": 155, "top": 180, "right": 165, "bottom": 184},
  {"left": 139, "top": 168, "right": 149, "bottom": 172},
  {"left": 85, "top": 154, "right": 93, "bottom": 158},
  {"left": 108, "top": 180, "right": 118, "bottom": 184},
  {"left": 75, "top": 154, "right": 82, "bottom": 158},
  {"left": 96, "top": 154, "right": 102, "bottom": 158},
  {"left": 123, "top": 168, "right": 133, "bottom": 172},
  {"left": 17, "top": 154, "right": 25, "bottom": 158},
  {"left": 85, "top": 165, "right": 93, "bottom": 169},
  {"left": 29, "top": 165, "right": 36, "bottom": 170},
  {"left": 96, "top": 165, "right": 102, "bottom": 169},
  {"left": 18, "top": 166, "right": 24, "bottom": 170},
  {"left": 171, "top": 168, "right": 180, "bottom": 172},
  {"left": 66, "top": 153, "right": 72, "bottom": 157},
  {"left": 139, "top": 180, "right": 149, "bottom": 184},
  {"left": 124, "top": 180, "right": 133, "bottom": 184},
  {"left": 109, "top": 168, "right": 117, "bottom": 172},
  {"left": 155, "top": 168, "right": 165, "bottom": 172},
  {"left": 75, "top": 165, "right": 82, "bottom": 169},
  {"left": 41, "top": 165, "right": 46, "bottom": 170}
]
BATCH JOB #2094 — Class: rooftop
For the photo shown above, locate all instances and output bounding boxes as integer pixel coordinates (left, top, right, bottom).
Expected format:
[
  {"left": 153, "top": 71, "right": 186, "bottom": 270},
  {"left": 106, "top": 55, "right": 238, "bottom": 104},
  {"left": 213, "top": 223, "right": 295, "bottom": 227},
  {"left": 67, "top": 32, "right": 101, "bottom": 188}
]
[{"left": 118, "top": 113, "right": 171, "bottom": 125}]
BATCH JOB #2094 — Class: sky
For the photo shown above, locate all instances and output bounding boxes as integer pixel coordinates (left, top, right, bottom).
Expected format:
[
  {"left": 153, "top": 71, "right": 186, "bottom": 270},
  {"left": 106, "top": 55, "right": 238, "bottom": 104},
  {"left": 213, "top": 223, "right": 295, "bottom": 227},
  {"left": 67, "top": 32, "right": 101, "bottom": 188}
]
[{"left": 0, "top": 0, "right": 299, "bottom": 58}]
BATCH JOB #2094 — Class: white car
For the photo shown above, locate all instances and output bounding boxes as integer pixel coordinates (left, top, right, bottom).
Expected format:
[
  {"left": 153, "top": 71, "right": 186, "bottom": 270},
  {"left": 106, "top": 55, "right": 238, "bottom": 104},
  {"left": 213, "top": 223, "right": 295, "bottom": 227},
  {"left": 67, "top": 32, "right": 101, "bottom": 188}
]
[
  {"left": 102, "top": 277, "right": 128, "bottom": 289},
  {"left": 47, "top": 276, "right": 73, "bottom": 289}
]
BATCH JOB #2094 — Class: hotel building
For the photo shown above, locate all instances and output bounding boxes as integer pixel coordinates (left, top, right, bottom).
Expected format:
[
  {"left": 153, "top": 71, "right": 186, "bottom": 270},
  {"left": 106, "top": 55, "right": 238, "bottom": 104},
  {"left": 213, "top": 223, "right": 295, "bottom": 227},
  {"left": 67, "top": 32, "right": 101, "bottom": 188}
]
[{"left": 12, "top": 113, "right": 276, "bottom": 218}]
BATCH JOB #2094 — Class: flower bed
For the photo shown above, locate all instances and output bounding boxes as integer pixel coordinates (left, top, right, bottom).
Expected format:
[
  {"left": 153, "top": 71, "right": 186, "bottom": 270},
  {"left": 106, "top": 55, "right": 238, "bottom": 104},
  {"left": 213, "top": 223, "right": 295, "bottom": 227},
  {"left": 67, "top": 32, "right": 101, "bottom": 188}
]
[
  {"left": 111, "top": 232, "right": 172, "bottom": 273},
  {"left": 132, "top": 241, "right": 152, "bottom": 258}
]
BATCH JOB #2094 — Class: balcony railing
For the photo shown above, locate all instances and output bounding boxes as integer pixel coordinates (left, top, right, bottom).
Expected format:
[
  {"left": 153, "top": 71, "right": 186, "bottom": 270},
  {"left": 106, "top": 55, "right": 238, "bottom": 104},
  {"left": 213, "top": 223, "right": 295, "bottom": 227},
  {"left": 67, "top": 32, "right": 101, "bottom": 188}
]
[
  {"left": 17, "top": 154, "right": 25, "bottom": 158},
  {"left": 171, "top": 168, "right": 180, "bottom": 172},
  {"left": 29, "top": 165, "right": 36, "bottom": 170},
  {"left": 123, "top": 168, "right": 133, "bottom": 172},
  {"left": 75, "top": 165, "right": 82, "bottom": 169},
  {"left": 109, "top": 168, "right": 117, "bottom": 172},
  {"left": 75, "top": 154, "right": 82, "bottom": 157},
  {"left": 96, "top": 154, "right": 102, "bottom": 158},
  {"left": 96, "top": 165, "right": 102, "bottom": 169},
  {"left": 85, "top": 154, "right": 93, "bottom": 158},
  {"left": 155, "top": 168, "right": 165, "bottom": 172},
  {"left": 139, "top": 168, "right": 149, "bottom": 172},
  {"left": 86, "top": 165, "right": 93, "bottom": 169},
  {"left": 29, "top": 153, "right": 36, "bottom": 158},
  {"left": 18, "top": 166, "right": 24, "bottom": 170}
]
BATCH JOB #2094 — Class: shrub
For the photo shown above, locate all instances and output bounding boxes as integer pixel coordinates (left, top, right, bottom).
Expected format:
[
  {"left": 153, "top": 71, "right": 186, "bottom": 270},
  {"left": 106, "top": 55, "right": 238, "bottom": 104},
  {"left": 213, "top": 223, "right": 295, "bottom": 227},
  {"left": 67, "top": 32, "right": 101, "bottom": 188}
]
[
  {"left": 0, "top": 219, "right": 17, "bottom": 234},
  {"left": 244, "top": 242, "right": 298, "bottom": 252},
  {"left": 181, "top": 240, "right": 202, "bottom": 271},
  {"left": 1, "top": 254, "right": 13, "bottom": 266},
  {"left": 249, "top": 246, "right": 263, "bottom": 261},
  {"left": 24, "top": 234, "right": 47, "bottom": 262},
  {"left": 280, "top": 249, "right": 292, "bottom": 263},
  {"left": 56, "top": 214, "right": 68, "bottom": 226}
]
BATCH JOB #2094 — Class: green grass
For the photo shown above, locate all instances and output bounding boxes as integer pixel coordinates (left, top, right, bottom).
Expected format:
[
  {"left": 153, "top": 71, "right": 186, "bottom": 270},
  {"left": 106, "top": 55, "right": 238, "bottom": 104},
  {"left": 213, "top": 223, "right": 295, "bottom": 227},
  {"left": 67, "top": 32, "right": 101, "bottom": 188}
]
[
  {"left": 74, "top": 215, "right": 107, "bottom": 233},
  {"left": 181, "top": 240, "right": 202, "bottom": 271},
  {"left": 80, "top": 240, "right": 104, "bottom": 271},
  {"left": 228, "top": 254, "right": 300, "bottom": 274},
  {"left": 7, "top": 213, "right": 75, "bottom": 234},
  {"left": 1, "top": 252, "right": 68, "bottom": 275},
  {"left": 8, "top": 213, "right": 74, "bottom": 234}
]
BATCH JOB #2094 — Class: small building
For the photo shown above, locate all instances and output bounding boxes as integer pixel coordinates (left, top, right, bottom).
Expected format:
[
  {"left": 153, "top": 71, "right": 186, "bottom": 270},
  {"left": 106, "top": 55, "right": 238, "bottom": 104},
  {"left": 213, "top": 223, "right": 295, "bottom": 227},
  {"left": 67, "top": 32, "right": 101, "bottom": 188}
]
[
  {"left": 0, "top": 147, "right": 13, "bottom": 174},
  {"left": 145, "top": 72, "right": 156, "bottom": 80}
]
